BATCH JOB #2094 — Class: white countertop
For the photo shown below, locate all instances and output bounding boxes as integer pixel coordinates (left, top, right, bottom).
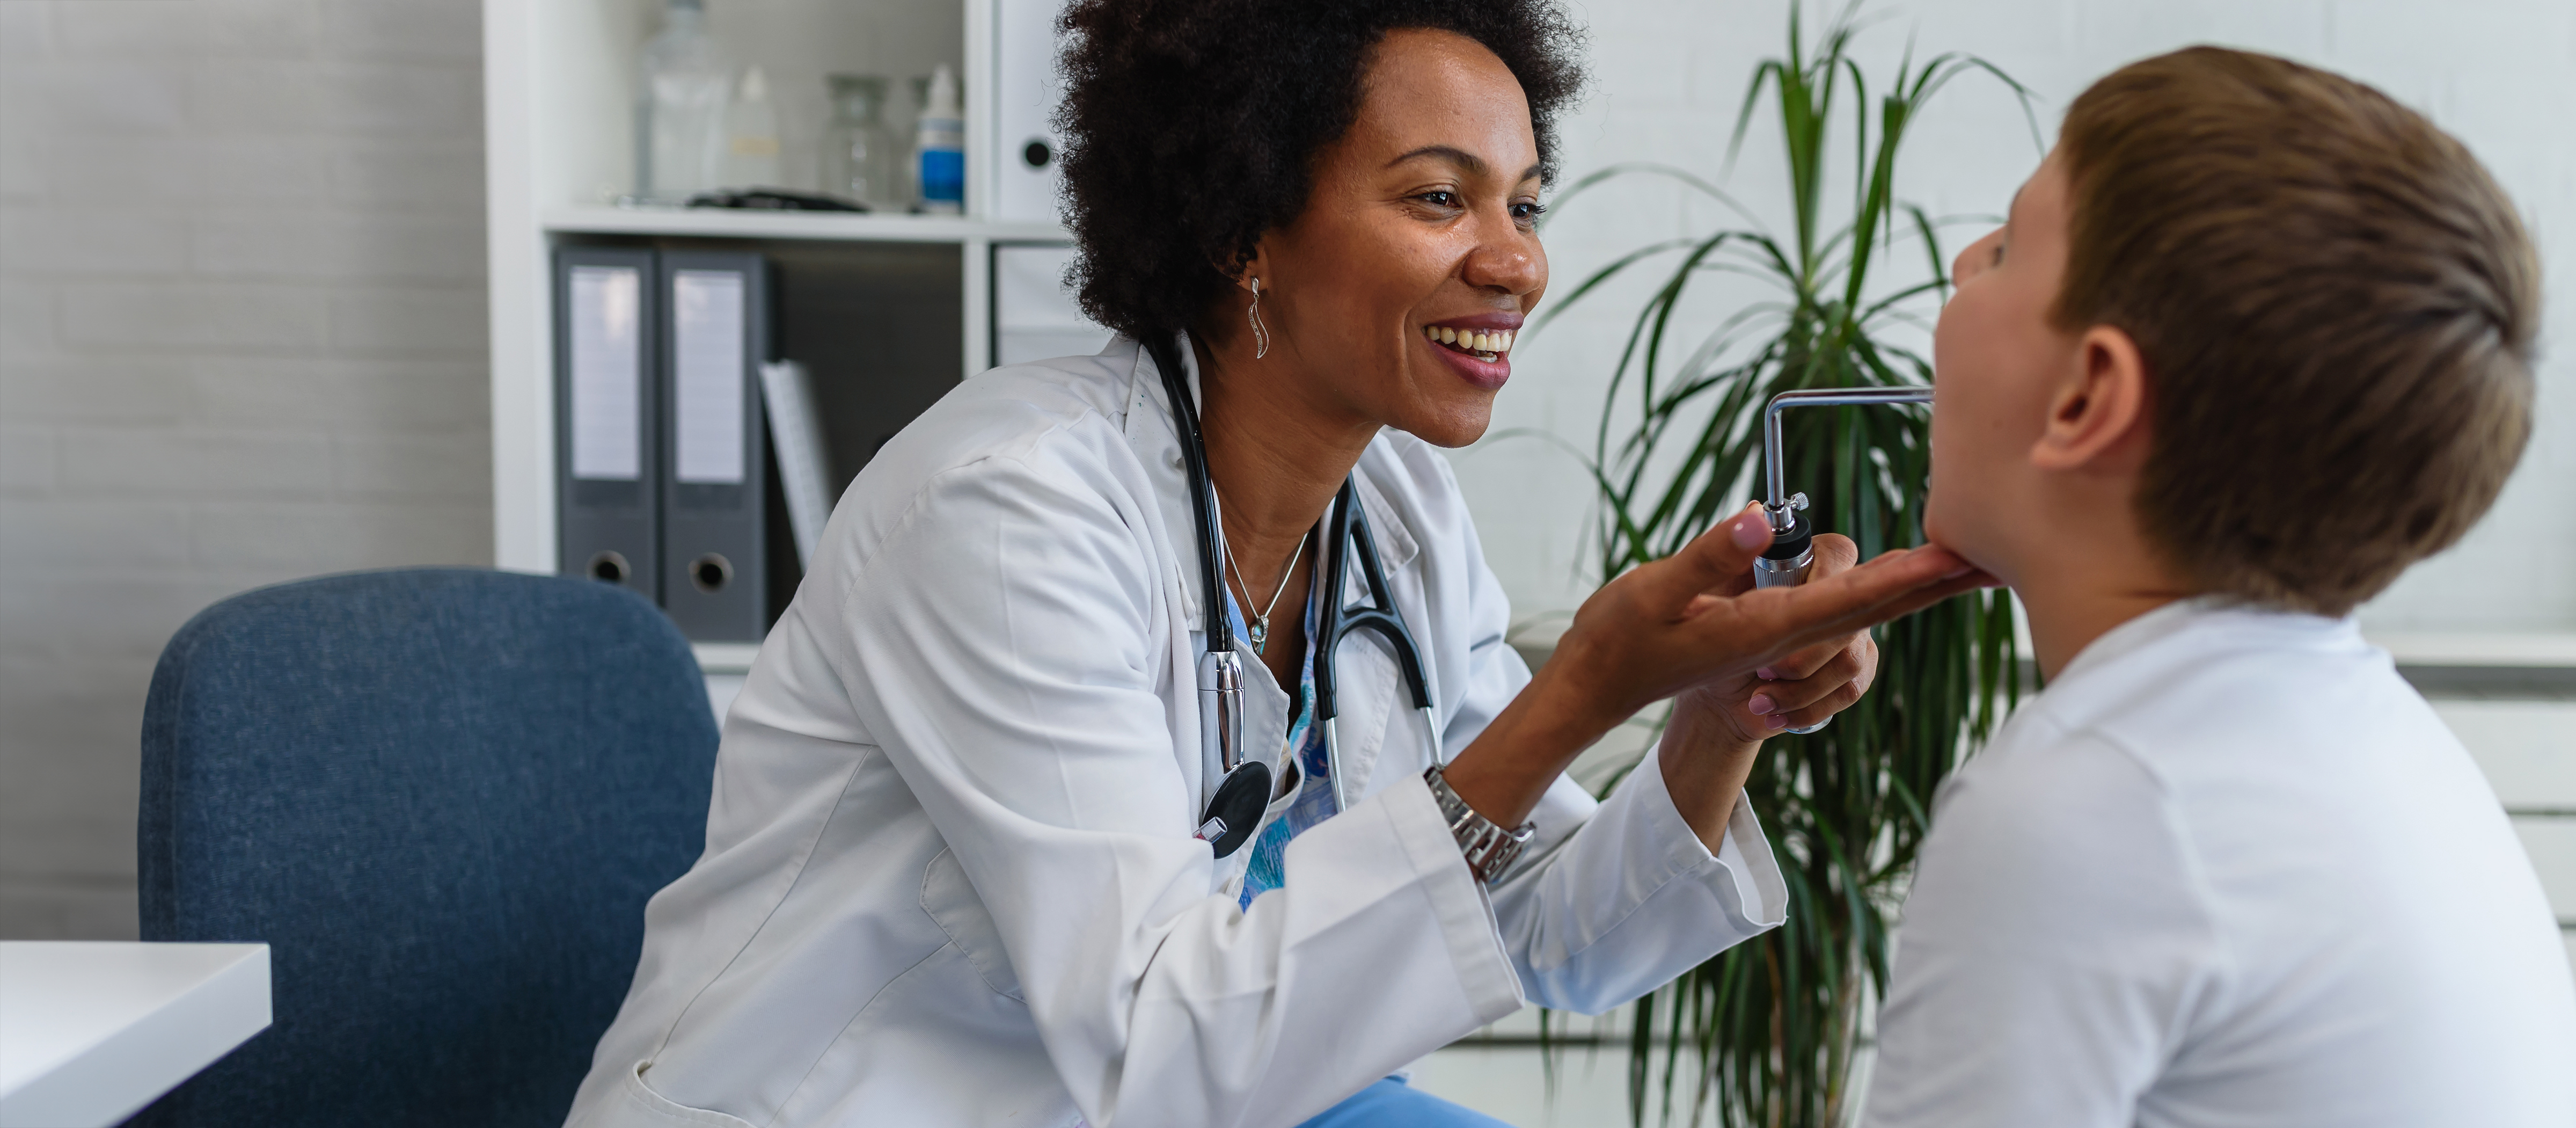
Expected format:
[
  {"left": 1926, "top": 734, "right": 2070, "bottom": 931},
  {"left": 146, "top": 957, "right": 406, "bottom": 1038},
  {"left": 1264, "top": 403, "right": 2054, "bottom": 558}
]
[{"left": 0, "top": 942, "right": 271, "bottom": 1128}]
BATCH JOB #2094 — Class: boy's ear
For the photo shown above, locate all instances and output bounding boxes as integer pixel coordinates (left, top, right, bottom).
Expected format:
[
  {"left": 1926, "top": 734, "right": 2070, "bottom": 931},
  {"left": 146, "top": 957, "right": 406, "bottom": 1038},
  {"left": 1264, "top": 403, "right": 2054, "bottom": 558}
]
[{"left": 2029, "top": 325, "right": 2153, "bottom": 476}]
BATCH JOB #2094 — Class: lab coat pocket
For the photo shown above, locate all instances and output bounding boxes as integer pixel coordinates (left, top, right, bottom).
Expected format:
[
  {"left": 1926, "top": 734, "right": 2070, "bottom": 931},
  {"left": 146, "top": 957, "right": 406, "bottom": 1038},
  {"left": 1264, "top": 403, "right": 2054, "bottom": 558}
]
[
  {"left": 921, "top": 847, "right": 1026, "bottom": 1001},
  {"left": 618, "top": 1060, "right": 760, "bottom": 1128}
]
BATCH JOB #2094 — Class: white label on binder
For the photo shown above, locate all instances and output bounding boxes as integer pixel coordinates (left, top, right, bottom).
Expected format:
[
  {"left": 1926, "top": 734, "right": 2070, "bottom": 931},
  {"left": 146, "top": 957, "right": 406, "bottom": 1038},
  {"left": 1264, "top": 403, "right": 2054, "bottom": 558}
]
[
  {"left": 568, "top": 265, "right": 642, "bottom": 481},
  {"left": 672, "top": 270, "right": 747, "bottom": 485}
]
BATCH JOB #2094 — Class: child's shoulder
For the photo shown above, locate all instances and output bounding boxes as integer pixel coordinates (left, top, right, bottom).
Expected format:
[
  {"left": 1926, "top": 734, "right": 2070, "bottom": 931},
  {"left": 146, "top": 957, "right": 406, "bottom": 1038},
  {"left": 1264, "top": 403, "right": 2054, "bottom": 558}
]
[
  {"left": 1938, "top": 599, "right": 2511, "bottom": 918},
  {"left": 2010, "top": 600, "right": 2446, "bottom": 785}
]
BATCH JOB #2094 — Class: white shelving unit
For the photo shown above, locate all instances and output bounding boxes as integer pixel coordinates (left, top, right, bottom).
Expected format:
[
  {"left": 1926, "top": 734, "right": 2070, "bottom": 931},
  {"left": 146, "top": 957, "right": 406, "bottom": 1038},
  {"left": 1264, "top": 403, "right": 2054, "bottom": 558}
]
[{"left": 481, "top": 0, "right": 1069, "bottom": 577}]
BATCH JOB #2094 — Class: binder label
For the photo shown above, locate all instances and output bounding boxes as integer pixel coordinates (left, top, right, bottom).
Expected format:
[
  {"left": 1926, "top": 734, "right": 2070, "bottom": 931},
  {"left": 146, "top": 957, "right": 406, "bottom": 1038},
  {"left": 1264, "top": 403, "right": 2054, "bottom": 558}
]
[
  {"left": 568, "top": 265, "right": 643, "bottom": 481},
  {"left": 672, "top": 269, "right": 749, "bottom": 485}
]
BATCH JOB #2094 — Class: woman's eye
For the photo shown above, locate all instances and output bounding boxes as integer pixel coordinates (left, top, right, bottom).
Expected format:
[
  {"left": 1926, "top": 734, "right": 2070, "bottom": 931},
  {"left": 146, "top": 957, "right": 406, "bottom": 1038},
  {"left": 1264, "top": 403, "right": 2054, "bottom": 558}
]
[
  {"left": 1511, "top": 201, "right": 1546, "bottom": 222},
  {"left": 1417, "top": 191, "right": 1460, "bottom": 209}
]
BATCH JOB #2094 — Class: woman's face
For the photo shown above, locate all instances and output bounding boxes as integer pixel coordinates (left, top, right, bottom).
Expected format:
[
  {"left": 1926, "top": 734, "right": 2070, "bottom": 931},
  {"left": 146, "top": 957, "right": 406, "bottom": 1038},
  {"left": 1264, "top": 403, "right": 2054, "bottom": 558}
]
[{"left": 1238, "top": 28, "right": 1548, "bottom": 448}]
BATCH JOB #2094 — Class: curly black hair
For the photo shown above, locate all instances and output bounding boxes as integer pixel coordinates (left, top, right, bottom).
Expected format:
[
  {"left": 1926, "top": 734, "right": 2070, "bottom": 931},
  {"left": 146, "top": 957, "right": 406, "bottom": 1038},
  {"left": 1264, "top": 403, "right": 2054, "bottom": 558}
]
[{"left": 1053, "top": 0, "right": 1586, "bottom": 343}]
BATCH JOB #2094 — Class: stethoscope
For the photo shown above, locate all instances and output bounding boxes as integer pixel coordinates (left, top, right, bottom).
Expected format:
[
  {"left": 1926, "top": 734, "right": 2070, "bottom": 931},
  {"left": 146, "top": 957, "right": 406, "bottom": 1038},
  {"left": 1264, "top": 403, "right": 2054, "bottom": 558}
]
[{"left": 1147, "top": 336, "right": 1441, "bottom": 859}]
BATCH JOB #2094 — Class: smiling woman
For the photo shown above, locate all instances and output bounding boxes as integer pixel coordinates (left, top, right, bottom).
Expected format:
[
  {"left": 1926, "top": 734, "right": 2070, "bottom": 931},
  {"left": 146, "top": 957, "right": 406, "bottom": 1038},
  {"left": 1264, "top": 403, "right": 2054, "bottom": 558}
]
[{"left": 559, "top": 5, "right": 1993, "bottom": 1128}]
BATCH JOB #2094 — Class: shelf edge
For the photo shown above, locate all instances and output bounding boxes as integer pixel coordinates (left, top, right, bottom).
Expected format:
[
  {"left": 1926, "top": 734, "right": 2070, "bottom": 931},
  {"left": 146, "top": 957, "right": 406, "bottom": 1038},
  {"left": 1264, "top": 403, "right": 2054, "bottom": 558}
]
[{"left": 542, "top": 205, "right": 1068, "bottom": 245}]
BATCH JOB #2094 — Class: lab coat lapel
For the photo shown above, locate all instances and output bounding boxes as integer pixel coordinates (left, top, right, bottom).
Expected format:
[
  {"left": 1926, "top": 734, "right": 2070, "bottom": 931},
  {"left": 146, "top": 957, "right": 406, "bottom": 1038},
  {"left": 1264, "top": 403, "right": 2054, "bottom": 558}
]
[
  {"left": 1123, "top": 337, "right": 1211, "bottom": 628},
  {"left": 1122, "top": 336, "right": 1223, "bottom": 808}
]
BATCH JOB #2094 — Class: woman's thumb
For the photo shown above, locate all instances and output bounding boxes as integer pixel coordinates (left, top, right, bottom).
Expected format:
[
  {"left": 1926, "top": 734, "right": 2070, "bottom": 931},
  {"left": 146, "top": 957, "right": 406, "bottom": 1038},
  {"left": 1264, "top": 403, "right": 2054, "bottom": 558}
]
[{"left": 1656, "top": 504, "right": 1773, "bottom": 602}]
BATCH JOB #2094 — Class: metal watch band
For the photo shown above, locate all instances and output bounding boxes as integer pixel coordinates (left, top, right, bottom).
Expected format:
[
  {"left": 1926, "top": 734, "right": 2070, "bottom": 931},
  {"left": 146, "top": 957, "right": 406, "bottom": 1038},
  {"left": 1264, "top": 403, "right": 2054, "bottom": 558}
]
[{"left": 1423, "top": 764, "right": 1537, "bottom": 884}]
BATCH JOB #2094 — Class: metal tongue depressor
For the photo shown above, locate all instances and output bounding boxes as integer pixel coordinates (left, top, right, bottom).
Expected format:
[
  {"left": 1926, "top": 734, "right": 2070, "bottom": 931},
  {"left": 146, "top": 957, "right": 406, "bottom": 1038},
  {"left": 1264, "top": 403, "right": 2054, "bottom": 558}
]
[{"left": 1751, "top": 386, "right": 1934, "bottom": 733}]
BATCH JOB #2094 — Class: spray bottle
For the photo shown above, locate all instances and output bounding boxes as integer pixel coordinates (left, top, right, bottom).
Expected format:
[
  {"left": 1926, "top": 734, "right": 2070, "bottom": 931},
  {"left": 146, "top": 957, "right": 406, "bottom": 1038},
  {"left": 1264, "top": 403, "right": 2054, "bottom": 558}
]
[{"left": 914, "top": 64, "right": 965, "bottom": 214}]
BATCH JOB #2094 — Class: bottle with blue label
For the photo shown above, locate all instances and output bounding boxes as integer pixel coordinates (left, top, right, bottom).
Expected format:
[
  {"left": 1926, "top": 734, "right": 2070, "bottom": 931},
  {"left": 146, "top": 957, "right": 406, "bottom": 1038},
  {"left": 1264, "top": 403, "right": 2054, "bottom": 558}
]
[{"left": 914, "top": 64, "right": 964, "bottom": 214}]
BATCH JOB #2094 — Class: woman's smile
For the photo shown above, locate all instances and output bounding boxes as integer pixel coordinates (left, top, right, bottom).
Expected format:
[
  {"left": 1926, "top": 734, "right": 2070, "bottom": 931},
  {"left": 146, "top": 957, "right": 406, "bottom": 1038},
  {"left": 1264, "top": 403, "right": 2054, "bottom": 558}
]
[{"left": 1421, "top": 314, "right": 1523, "bottom": 390}]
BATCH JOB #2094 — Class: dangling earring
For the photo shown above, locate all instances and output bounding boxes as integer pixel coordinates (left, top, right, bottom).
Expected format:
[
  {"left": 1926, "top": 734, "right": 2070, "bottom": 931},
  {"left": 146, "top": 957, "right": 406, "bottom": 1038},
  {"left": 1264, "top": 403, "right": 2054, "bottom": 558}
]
[{"left": 1247, "top": 277, "right": 1271, "bottom": 360}]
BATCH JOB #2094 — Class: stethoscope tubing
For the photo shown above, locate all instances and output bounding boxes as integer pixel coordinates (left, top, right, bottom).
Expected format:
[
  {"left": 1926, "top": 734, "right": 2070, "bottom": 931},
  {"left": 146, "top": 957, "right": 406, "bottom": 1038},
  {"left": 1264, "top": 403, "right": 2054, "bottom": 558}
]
[
  {"left": 1149, "top": 334, "right": 1441, "bottom": 846},
  {"left": 1320, "top": 706, "right": 1443, "bottom": 816},
  {"left": 1314, "top": 477, "right": 1440, "bottom": 814}
]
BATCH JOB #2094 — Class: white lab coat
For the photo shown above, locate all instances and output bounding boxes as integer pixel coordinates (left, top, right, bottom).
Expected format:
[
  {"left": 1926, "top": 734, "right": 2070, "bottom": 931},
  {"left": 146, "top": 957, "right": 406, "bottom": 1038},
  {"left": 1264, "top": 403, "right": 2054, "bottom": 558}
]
[{"left": 565, "top": 336, "right": 1787, "bottom": 1128}]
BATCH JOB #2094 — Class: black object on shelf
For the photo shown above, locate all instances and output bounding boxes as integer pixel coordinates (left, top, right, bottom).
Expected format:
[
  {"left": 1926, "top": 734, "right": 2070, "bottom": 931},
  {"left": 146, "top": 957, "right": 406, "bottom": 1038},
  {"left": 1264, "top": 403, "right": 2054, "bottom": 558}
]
[{"left": 686, "top": 188, "right": 868, "bottom": 212}]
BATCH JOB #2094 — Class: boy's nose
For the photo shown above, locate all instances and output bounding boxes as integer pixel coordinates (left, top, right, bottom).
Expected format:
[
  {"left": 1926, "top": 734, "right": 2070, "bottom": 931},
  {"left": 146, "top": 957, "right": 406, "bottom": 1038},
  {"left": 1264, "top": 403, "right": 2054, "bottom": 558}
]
[{"left": 1951, "top": 235, "right": 1993, "bottom": 287}]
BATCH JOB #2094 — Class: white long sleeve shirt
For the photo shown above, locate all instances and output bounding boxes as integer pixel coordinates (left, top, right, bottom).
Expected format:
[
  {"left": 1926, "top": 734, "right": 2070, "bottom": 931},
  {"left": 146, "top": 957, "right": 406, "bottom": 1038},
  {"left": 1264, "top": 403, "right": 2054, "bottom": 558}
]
[
  {"left": 564, "top": 337, "right": 1787, "bottom": 1128},
  {"left": 1863, "top": 599, "right": 2576, "bottom": 1127}
]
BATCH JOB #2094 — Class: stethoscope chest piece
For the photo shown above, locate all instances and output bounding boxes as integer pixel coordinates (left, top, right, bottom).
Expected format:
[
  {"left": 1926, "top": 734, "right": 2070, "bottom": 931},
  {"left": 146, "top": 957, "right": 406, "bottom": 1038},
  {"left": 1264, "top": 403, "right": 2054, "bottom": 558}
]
[
  {"left": 1192, "top": 626, "right": 1270, "bottom": 859},
  {"left": 1195, "top": 763, "right": 1269, "bottom": 858}
]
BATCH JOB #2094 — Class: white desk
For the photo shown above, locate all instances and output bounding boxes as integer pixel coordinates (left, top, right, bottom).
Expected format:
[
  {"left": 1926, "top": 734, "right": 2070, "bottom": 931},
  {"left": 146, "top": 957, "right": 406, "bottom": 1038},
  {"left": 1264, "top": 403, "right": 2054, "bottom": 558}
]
[{"left": 0, "top": 943, "right": 271, "bottom": 1128}]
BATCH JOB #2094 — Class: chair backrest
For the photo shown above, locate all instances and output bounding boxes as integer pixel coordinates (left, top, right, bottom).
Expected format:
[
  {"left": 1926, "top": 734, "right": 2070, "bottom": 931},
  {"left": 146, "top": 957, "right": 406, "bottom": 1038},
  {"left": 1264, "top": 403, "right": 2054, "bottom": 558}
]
[{"left": 136, "top": 568, "right": 720, "bottom": 1127}]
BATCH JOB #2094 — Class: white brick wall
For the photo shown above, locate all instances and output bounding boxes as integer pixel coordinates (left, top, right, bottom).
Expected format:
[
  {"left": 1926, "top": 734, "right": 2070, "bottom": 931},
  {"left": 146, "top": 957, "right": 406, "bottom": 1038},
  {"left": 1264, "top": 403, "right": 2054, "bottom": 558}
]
[{"left": 0, "top": 0, "right": 490, "bottom": 939}]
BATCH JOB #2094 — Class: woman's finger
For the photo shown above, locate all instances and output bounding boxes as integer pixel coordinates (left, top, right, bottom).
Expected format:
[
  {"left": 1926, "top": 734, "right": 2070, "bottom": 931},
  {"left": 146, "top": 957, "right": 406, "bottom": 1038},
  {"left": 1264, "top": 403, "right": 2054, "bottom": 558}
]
[
  {"left": 1746, "top": 647, "right": 1864, "bottom": 717},
  {"left": 1746, "top": 534, "right": 1865, "bottom": 681},
  {"left": 1774, "top": 680, "right": 1867, "bottom": 731},
  {"left": 1806, "top": 532, "right": 1860, "bottom": 578},
  {"left": 1757, "top": 636, "right": 1847, "bottom": 682},
  {"left": 1712, "top": 545, "right": 1982, "bottom": 663},
  {"left": 1641, "top": 506, "right": 1774, "bottom": 611},
  {"left": 1766, "top": 565, "right": 1995, "bottom": 660}
]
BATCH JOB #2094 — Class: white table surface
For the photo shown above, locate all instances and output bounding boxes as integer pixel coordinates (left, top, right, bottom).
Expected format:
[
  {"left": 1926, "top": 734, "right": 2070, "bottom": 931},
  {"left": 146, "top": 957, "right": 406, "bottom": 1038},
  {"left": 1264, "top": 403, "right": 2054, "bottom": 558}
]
[{"left": 0, "top": 942, "right": 270, "bottom": 1128}]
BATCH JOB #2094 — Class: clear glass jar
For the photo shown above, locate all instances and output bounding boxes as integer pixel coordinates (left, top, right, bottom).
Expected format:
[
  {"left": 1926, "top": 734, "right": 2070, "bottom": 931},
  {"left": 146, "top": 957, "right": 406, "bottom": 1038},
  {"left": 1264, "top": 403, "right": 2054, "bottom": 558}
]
[
  {"left": 822, "top": 75, "right": 901, "bottom": 211},
  {"left": 635, "top": 0, "right": 731, "bottom": 201}
]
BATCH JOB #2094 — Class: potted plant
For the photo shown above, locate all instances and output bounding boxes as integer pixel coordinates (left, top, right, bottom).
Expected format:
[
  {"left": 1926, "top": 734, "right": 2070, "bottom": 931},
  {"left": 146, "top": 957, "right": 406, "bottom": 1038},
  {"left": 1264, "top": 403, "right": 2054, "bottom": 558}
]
[{"left": 1536, "top": 4, "right": 2030, "bottom": 1124}]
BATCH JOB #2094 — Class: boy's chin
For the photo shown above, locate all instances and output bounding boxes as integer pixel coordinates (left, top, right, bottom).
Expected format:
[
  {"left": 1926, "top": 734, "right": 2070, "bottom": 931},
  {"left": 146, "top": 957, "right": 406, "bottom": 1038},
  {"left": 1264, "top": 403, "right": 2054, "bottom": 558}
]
[{"left": 1922, "top": 508, "right": 2004, "bottom": 584}]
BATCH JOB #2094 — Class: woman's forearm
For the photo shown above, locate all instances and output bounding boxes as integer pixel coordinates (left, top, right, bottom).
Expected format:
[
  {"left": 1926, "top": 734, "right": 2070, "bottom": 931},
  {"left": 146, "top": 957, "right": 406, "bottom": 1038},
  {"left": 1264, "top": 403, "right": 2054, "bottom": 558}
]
[
  {"left": 1438, "top": 657, "right": 1625, "bottom": 828},
  {"left": 1441, "top": 666, "right": 1757, "bottom": 847},
  {"left": 1655, "top": 690, "right": 1763, "bottom": 849}
]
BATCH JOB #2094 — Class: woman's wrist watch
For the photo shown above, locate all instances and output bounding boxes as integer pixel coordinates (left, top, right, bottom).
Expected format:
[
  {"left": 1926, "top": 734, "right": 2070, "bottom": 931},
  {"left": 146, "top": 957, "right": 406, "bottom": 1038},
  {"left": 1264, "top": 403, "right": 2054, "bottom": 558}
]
[{"left": 1423, "top": 765, "right": 1538, "bottom": 883}]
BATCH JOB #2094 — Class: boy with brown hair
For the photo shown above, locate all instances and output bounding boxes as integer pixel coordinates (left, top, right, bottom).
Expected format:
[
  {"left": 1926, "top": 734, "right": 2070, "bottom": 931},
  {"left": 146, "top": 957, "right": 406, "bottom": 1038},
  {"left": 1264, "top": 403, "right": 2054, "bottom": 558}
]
[{"left": 1861, "top": 46, "right": 2576, "bottom": 1126}]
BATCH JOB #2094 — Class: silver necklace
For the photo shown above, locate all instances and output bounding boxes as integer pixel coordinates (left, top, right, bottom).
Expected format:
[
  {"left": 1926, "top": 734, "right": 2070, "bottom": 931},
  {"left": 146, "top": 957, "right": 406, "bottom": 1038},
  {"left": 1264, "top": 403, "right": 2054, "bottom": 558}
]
[{"left": 1223, "top": 527, "right": 1309, "bottom": 655}]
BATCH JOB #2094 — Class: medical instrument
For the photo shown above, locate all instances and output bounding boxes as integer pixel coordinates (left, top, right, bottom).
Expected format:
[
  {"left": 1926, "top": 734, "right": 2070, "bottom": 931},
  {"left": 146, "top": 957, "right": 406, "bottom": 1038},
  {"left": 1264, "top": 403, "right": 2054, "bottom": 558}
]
[
  {"left": 1313, "top": 477, "right": 1444, "bottom": 819},
  {"left": 1146, "top": 337, "right": 1444, "bottom": 858},
  {"left": 1753, "top": 385, "right": 1934, "bottom": 732},
  {"left": 1151, "top": 338, "right": 1267, "bottom": 858}
]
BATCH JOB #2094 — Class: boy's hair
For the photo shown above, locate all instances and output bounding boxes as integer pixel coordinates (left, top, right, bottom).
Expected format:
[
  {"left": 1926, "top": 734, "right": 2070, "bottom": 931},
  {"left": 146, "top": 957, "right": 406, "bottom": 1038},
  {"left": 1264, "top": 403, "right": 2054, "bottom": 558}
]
[{"left": 2054, "top": 47, "right": 2537, "bottom": 617}]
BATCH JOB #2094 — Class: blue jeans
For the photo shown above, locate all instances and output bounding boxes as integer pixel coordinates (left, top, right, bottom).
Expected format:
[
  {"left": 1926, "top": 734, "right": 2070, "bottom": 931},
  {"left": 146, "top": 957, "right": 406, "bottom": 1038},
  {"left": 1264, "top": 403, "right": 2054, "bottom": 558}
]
[{"left": 1296, "top": 1077, "right": 1512, "bottom": 1127}]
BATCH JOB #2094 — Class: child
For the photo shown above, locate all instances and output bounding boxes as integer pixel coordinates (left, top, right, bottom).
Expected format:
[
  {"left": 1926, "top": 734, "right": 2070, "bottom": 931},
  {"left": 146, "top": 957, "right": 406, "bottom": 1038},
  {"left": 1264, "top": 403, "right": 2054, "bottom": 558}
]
[{"left": 1864, "top": 47, "right": 2576, "bottom": 1126}]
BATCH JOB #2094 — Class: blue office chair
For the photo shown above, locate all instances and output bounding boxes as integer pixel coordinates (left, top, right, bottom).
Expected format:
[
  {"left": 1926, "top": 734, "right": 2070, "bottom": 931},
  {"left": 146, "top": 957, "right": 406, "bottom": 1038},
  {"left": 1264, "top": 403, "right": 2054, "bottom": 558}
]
[{"left": 136, "top": 568, "right": 721, "bottom": 1127}]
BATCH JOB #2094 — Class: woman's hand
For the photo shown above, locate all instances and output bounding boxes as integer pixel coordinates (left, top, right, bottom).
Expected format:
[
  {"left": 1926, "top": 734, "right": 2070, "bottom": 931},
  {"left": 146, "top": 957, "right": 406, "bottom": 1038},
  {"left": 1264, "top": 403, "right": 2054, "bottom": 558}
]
[
  {"left": 1658, "top": 530, "right": 1875, "bottom": 847},
  {"left": 1549, "top": 505, "right": 1980, "bottom": 726},
  {"left": 1675, "top": 529, "right": 1876, "bottom": 744},
  {"left": 1445, "top": 505, "right": 1992, "bottom": 831}
]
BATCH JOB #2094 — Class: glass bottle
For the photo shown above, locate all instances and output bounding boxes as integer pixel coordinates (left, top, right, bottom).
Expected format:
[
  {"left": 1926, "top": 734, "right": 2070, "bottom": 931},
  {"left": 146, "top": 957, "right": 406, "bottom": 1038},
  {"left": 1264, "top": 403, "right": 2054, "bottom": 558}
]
[
  {"left": 725, "top": 64, "right": 780, "bottom": 189},
  {"left": 635, "top": 0, "right": 730, "bottom": 202},
  {"left": 822, "top": 75, "right": 900, "bottom": 210}
]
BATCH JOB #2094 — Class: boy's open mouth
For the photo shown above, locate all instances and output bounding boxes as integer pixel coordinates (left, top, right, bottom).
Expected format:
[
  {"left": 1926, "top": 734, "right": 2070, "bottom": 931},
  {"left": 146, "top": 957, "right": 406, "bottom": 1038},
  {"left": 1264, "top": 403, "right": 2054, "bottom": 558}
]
[{"left": 1422, "top": 324, "right": 1516, "bottom": 361}]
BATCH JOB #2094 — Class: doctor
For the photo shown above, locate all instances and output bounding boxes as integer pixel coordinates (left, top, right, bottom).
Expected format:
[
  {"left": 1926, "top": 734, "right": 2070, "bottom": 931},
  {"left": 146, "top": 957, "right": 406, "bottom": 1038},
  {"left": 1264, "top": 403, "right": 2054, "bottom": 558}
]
[{"left": 568, "top": 4, "right": 1986, "bottom": 1126}]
